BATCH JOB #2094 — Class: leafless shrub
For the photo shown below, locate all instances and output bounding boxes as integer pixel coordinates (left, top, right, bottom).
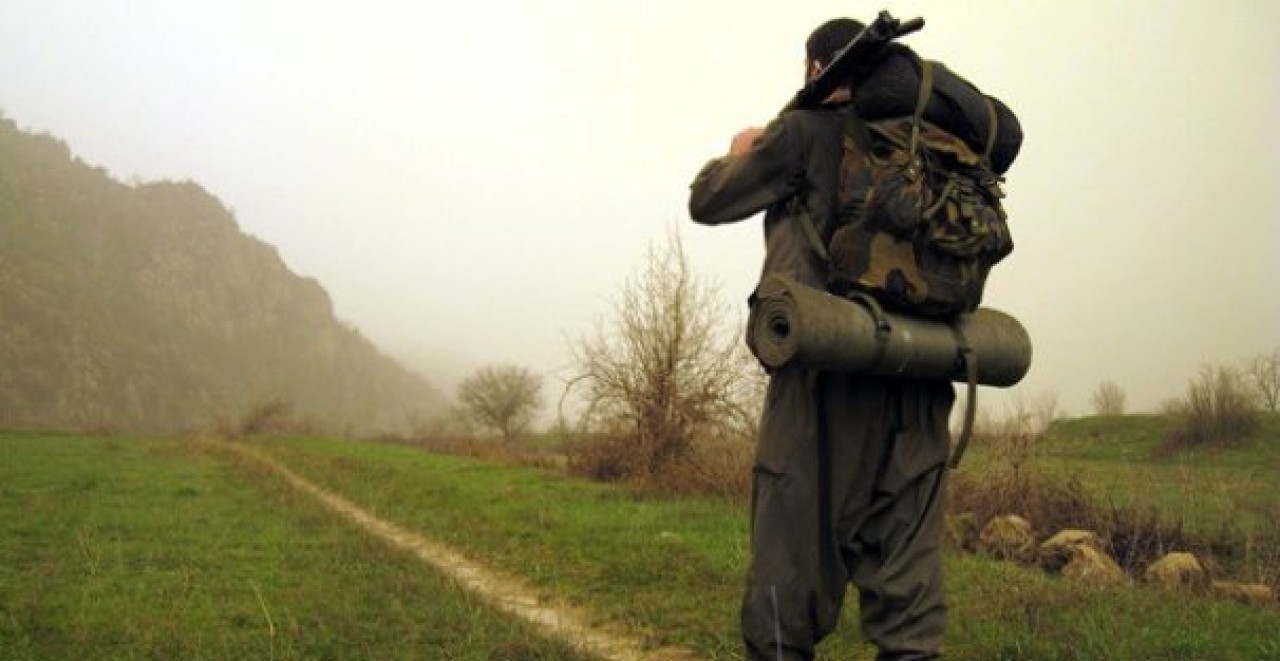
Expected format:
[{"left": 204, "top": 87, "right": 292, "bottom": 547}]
[
  {"left": 1093, "top": 503, "right": 1191, "bottom": 575},
  {"left": 950, "top": 403, "right": 1090, "bottom": 535},
  {"left": 564, "top": 230, "right": 759, "bottom": 480},
  {"left": 1090, "top": 381, "right": 1127, "bottom": 416},
  {"left": 1247, "top": 348, "right": 1280, "bottom": 412},
  {"left": 1162, "top": 364, "right": 1258, "bottom": 451},
  {"left": 1208, "top": 496, "right": 1280, "bottom": 589}
]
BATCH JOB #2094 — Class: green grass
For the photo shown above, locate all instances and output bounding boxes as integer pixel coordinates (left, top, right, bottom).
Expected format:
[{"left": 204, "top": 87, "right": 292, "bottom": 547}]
[
  {"left": 0, "top": 432, "right": 589, "bottom": 660},
  {"left": 1033, "top": 413, "right": 1280, "bottom": 534},
  {"left": 256, "top": 435, "right": 760, "bottom": 657},
  {"left": 254, "top": 436, "right": 1280, "bottom": 660},
  {"left": 5, "top": 428, "right": 1278, "bottom": 660},
  {"left": 945, "top": 554, "right": 1280, "bottom": 660}
]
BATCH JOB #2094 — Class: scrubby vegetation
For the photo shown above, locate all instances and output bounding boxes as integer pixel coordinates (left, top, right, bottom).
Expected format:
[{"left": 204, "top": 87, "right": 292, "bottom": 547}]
[
  {"left": 1161, "top": 364, "right": 1259, "bottom": 451},
  {"left": 561, "top": 231, "right": 763, "bottom": 497},
  {"left": 954, "top": 406, "right": 1280, "bottom": 589}
]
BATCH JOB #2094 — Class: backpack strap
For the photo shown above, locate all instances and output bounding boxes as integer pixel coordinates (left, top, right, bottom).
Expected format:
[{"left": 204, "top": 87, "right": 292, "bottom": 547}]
[
  {"left": 947, "top": 323, "right": 978, "bottom": 470},
  {"left": 908, "top": 57, "right": 935, "bottom": 157},
  {"left": 801, "top": 109, "right": 872, "bottom": 264},
  {"left": 981, "top": 96, "right": 999, "bottom": 170},
  {"left": 798, "top": 201, "right": 830, "bottom": 262}
]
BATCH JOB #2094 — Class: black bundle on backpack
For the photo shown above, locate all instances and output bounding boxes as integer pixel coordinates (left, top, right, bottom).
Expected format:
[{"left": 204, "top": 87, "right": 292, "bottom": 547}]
[
  {"left": 855, "top": 44, "right": 1022, "bottom": 174},
  {"left": 804, "top": 49, "right": 1021, "bottom": 321}
]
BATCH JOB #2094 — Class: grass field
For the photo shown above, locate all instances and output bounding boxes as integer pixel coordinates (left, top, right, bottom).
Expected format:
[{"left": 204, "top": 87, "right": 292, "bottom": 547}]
[
  {"left": 3, "top": 426, "right": 1279, "bottom": 660},
  {"left": 948, "top": 414, "right": 1280, "bottom": 534},
  {"left": 254, "top": 434, "right": 1280, "bottom": 660},
  {"left": 0, "top": 433, "right": 587, "bottom": 660},
  {"left": 1031, "top": 414, "right": 1280, "bottom": 535}
]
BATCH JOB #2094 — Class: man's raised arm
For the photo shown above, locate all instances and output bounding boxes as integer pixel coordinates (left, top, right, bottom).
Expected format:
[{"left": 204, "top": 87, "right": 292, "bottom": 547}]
[{"left": 688, "top": 117, "right": 802, "bottom": 225}]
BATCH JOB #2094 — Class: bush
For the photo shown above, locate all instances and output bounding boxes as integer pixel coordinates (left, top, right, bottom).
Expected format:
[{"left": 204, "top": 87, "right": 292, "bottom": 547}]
[
  {"left": 1248, "top": 348, "right": 1280, "bottom": 412},
  {"left": 566, "top": 427, "right": 753, "bottom": 501},
  {"left": 1092, "top": 503, "right": 1192, "bottom": 575},
  {"left": 1162, "top": 365, "right": 1258, "bottom": 451},
  {"left": 950, "top": 404, "right": 1196, "bottom": 575},
  {"left": 564, "top": 230, "right": 760, "bottom": 480},
  {"left": 1090, "top": 381, "right": 1127, "bottom": 416},
  {"left": 949, "top": 409, "right": 1094, "bottom": 540}
]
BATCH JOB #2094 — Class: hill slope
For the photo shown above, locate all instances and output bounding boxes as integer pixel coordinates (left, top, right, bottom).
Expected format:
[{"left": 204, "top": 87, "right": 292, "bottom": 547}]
[{"left": 0, "top": 117, "right": 445, "bottom": 434}]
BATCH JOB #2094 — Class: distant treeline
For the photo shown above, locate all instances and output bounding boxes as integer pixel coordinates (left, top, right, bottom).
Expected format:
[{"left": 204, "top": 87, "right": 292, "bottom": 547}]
[{"left": 0, "top": 117, "right": 445, "bottom": 435}]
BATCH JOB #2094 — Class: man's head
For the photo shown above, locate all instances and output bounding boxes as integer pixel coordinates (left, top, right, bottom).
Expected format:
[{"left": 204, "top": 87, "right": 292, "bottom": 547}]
[{"left": 805, "top": 18, "right": 865, "bottom": 82}]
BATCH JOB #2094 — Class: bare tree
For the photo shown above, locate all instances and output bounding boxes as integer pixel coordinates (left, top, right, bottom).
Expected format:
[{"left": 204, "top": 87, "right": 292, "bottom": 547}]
[
  {"left": 457, "top": 364, "right": 543, "bottom": 442},
  {"left": 1247, "top": 348, "right": 1280, "bottom": 412},
  {"left": 565, "top": 230, "right": 758, "bottom": 478},
  {"left": 1090, "top": 381, "right": 1126, "bottom": 416}
]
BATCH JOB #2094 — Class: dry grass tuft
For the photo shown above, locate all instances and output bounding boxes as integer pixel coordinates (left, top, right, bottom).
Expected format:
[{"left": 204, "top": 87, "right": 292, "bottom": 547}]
[
  {"left": 566, "top": 428, "right": 753, "bottom": 502},
  {"left": 948, "top": 410, "right": 1094, "bottom": 545}
]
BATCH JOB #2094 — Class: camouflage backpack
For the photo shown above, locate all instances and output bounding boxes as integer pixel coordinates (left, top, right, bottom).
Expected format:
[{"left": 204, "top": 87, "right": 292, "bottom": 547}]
[{"left": 808, "top": 57, "right": 1014, "bottom": 320}]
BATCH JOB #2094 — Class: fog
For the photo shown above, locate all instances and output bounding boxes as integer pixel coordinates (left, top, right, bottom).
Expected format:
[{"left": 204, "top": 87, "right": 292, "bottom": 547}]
[{"left": 2, "top": 0, "right": 1277, "bottom": 417}]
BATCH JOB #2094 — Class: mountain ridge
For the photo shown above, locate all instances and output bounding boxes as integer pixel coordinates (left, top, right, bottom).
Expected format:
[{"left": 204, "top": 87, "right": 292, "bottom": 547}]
[{"left": 0, "top": 116, "right": 445, "bottom": 435}]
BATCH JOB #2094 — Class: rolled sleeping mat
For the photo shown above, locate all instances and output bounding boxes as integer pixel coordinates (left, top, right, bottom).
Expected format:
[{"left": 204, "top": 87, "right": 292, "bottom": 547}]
[{"left": 748, "top": 275, "right": 1031, "bottom": 387}]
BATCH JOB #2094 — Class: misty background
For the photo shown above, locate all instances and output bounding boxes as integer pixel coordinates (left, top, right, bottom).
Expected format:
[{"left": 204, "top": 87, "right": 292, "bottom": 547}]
[{"left": 2, "top": 0, "right": 1277, "bottom": 418}]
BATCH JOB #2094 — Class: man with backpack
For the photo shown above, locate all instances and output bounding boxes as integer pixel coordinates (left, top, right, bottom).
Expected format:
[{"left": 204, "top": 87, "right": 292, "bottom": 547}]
[{"left": 689, "top": 16, "right": 1017, "bottom": 660}]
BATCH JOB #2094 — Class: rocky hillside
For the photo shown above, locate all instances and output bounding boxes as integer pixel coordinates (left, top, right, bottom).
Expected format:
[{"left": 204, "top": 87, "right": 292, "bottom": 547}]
[{"left": 0, "top": 117, "right": 445, "bottom": 435}]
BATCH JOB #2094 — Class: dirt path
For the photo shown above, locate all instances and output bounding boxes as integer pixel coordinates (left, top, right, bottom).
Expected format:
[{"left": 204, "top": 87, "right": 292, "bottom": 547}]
[{"left": 224, "top": 442, "right": 698, "bottom": 661}]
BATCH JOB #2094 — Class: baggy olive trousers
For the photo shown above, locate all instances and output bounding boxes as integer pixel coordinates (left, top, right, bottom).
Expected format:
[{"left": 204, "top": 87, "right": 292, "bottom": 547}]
[{"left": 742, "top": 364, "right": 953, "bottom": 660}]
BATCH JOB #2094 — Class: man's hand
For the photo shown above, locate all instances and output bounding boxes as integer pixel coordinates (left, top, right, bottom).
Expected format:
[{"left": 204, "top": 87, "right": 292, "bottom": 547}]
[{"left": 729, "top": 127, "right": 765, "bottom": 156}]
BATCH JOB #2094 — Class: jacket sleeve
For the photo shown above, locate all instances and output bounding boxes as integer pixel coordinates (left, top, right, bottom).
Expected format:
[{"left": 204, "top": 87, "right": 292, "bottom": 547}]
[{"left": 687, "top": 115, "right": 804, "bottom": 225}]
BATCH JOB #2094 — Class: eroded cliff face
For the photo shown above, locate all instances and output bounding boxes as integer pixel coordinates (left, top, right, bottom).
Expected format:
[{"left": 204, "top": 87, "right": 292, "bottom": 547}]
[{"left": 0, "top": 118, "right": 445, "bottom": 435}]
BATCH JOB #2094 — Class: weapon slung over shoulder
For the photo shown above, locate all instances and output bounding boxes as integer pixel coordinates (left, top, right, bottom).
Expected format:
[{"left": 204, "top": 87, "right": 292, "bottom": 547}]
[{"left": 783, "top": 11, "right": 924, "bottom": 113}]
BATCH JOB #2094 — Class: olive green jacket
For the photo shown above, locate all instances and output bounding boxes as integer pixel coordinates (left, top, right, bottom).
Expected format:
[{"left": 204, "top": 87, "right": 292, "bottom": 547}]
[{"left": 688, "top": 105, "right": 854, "bottom": 291}]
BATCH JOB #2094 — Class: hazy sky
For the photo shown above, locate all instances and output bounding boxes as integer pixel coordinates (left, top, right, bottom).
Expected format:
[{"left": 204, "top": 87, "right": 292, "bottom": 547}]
[{"left": 2, "top": 0, "right": 1277, "bottom": 417}]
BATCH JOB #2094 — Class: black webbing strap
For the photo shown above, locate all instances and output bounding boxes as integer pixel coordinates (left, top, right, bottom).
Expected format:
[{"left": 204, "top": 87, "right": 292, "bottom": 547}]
[
  {"left": 981, "top": 96, "right": 999, "bottom": 169},
  {"left": 797, "top": 202, "right": 830, "bottom": 262},
  {"left": 908, "top": 58, "right": 935, "bottom": 157},
  {"left": 848, "top": 292, "right": 893, "bottom": 371},
  {"left": 948, "top": 323, "right": 978, "bottom": 470}
]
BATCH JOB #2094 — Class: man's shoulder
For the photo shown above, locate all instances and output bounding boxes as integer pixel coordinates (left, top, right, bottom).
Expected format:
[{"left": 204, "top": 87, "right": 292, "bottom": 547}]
[
  {"left": 773, "top": 104, "right": 852, "bottom": 157},
  {"left": 780, "top": 103, "right": 850, "bottom": 122},
  {"left": 779, "top": 104, "right": 851, "bottom": 136}
]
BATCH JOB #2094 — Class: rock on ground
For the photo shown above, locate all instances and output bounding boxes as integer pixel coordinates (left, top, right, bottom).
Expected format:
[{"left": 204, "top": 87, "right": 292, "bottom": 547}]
[
  {"left": 1061, "top": 544, "right": 1128, "bottom": 585},
  {"left": 1211, "top": 581, "right": 1276, "bottom": 606},
  {"left": 977, "top": 514, "right": 1036, "bottom": 563},
  {"left": 1038, "top": 529, "right": 1106, "bottom": 573},
  {"left": 1142, "top": 552, "right": 1210, "bottom": 592}
]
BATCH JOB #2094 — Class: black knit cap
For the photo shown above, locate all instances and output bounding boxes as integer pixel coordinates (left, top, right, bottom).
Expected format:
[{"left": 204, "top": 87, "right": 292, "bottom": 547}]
[{"left": 805, "top": 18, "right": 866, "bottom": 66}]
